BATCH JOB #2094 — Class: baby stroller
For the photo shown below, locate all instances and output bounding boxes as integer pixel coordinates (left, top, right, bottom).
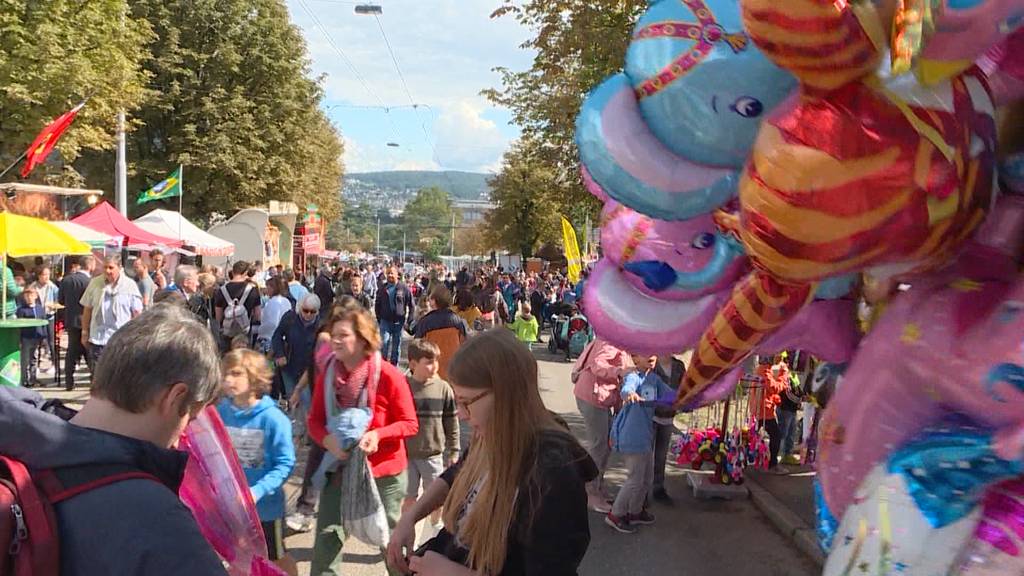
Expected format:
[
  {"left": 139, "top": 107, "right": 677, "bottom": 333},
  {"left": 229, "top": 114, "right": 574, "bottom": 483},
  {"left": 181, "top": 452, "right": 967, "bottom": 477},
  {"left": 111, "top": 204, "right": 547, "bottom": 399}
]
[{"left": 548, "top": 309, "right": 593, "bottom": 361}]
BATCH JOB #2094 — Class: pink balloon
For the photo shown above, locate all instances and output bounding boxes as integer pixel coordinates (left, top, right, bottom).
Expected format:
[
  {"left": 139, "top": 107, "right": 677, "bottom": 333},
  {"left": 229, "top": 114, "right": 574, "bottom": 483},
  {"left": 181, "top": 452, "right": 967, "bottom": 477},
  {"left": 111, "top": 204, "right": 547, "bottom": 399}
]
[
  {"left": 597, "top": 199, "right": 747, "bottom": 300},
  {"left": 584, "top": 258, "right": 859, "bottom": 383},
  {"left": 819, "top": 236, "right": 1024, "bottom": 519},
  {"left": 921, "top": 1, "right": 1022, "bottom": 66},
  {"left": 180, "top": 406, "right": 282, "bottom": 576},
  {"left": 977, "top": 28, "right": 1024, "bottom": 106}
]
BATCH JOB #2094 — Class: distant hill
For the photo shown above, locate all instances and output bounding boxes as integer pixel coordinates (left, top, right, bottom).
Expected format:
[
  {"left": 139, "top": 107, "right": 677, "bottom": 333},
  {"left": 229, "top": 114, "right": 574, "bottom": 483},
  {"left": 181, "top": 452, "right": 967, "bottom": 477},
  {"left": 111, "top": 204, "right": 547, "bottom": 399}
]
[{"left": 345, "top": 171, "right": 490, "bottom": 201}]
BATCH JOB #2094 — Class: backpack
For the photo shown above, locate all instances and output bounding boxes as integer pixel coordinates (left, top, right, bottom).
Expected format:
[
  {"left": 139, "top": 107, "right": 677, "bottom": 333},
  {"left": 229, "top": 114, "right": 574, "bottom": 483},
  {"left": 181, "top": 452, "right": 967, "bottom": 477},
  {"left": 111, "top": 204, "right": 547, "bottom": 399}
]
[
  {"left": 221, "top": 284, "right": 254, "bottom": 337},
  {"left": 0, "top": 456, "right": 160, "bottom": 576}
]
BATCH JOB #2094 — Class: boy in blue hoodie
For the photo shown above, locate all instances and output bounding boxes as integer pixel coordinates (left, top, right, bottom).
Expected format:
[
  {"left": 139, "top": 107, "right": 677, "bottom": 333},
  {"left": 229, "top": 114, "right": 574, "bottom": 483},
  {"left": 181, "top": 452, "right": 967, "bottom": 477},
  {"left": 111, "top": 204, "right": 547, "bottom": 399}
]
[
  {"left": 218, "top": 348, "right": 297, "bottom": 573},
  {"left": 16, "top": 286, "right": 47, "bottom": 387},
  {"left": 607, "top": 353, "right": 676, "bottom": 534}
]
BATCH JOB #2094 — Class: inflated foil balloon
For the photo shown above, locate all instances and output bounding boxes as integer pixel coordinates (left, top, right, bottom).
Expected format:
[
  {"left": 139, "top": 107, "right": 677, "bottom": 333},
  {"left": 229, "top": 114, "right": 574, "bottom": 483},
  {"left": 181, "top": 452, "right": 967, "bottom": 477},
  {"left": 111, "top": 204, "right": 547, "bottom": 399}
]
[
  {"left": 598, "top": 197, "right": 747, "bottom": 301},
  {"left": 819, "top": 196, "right": 1024, "bottom": 520},
  {"left": 824, "top": 420, "right": 1024, "bottom": 576},
  {"left": 677, "top": 0, "right": 1008, "bottom": 407},
  {"left": 954, "top": 478, "right": 1024, "bottom": 576},
  {"left": 915, "top": 0, "right": 1024, "bottom": 85},
  {"left": 575, "top": 0, "right": 796, "bottom": 221},
  {"left": 180, "top": 406, "right": 284, "bottom": 576}
]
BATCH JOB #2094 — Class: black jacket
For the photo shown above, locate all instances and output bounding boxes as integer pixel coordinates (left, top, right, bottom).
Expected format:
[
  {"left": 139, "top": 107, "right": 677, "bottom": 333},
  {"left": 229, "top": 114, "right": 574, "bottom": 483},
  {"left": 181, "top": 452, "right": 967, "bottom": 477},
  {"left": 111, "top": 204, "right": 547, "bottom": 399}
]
[
  {"left": 271, "top": 310, "right": 319, "bottom": 382},
  {"left": 0, "top": 386, "right": 226, "bottom": 575},
  {"left": 429, "top": 430, "right": 598, "bottom": 575},
  {"left": 314, "top": 272, "right": 335, "bottom": 311},
  {"left": 375, "top": 282, "right": 414, "bottom": 323},
  {"left": 413, "top": 308, "right": 467, "bottom": 340},
  {"left": 58, "top": 271, "right": 91, "bottom": 329}
]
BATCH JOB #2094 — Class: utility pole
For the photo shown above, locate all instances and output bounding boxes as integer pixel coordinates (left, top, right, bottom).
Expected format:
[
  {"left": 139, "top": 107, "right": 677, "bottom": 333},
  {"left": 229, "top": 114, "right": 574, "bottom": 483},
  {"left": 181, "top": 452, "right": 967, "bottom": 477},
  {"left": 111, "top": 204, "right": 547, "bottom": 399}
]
[
  {"left": 402, "top": 229, "right": 406, "bottom": 263},
  {"left": 114, "top": 6, "right": 128, "bottom": 216},
  {"left": 449, "top": 212, "right": 455, "bottom": 257}
]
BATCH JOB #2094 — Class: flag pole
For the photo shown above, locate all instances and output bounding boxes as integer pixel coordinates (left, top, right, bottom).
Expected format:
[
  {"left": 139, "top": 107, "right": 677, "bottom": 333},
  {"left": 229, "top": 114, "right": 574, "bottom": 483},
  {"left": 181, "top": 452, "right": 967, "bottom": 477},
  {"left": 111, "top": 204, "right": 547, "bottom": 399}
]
[
  {"left": 177, "top": 164, "right": 183, "bottom": 243},
  {"left": 0, "top": 151, "right": 28, "bottom": 182}
]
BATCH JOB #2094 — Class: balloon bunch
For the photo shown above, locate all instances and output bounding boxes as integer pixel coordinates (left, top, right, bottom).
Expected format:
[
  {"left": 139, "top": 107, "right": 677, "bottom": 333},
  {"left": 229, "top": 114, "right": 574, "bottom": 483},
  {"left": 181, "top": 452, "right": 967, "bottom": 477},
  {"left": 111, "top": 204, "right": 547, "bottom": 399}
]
[
  {"left": 577, "top": 0, "right": 861, "bottom": 407},
  {"left": 817, "top": 194, "right": 1024, "bottom": 575},
  {"left": 675, "top": 0, "right": 1024, "bottom": 408}
]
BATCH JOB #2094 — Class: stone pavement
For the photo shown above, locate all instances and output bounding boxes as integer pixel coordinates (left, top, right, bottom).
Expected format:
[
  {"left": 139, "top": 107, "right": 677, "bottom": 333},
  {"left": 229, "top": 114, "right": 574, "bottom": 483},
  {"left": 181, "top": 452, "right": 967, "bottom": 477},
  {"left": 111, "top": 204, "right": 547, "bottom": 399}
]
[{"left": 35, "top": 339, "right": 820, "bottom": 576}]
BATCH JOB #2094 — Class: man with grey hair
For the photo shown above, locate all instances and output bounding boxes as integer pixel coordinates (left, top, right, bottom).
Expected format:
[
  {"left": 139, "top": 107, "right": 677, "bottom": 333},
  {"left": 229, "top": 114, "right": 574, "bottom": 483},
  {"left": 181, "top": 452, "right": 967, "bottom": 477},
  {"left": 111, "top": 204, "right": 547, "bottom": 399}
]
[
  {"left": 80, "top": 255, "right": 143, "bottom": 367},
  {"left": 0, "top": 305, "right": 227, "bottom": 574},
  {"left": 169, "top": 264, "right": 199, "bottom": 298}
]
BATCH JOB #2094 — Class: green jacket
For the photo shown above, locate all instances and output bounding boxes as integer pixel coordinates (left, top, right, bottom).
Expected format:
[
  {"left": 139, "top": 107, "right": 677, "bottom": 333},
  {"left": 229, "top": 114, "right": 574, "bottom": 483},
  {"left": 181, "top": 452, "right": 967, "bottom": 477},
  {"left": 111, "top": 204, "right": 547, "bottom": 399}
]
[
  {"left": 508, "top": 313, "right": 539, "bottom": 343},
  {"left": 3, "top": 267, "right": 22, "bottom": 318}
]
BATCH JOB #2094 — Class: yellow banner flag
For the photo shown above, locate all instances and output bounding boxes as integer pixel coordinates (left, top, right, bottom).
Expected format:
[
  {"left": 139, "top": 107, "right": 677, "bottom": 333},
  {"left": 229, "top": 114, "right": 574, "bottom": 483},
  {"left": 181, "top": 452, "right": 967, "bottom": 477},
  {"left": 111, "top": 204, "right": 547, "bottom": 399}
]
[{"left": 561, "top": 216, "right": 582, "bottom": 284}]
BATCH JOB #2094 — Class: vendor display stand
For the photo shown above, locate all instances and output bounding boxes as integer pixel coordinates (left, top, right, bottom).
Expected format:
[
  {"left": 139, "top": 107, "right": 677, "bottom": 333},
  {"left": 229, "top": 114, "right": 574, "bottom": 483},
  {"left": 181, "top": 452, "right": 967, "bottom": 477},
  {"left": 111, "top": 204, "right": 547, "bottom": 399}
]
[{"left": 0, "top": 212, "right": 90, "bottom": 386}]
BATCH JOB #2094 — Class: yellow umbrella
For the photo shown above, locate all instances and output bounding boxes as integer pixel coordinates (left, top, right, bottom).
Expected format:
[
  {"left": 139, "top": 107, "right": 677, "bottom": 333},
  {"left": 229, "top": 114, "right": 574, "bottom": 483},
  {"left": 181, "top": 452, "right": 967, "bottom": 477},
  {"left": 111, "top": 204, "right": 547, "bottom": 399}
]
[{"left": 0, "top": 211, "right": 91, "bottom": 319}]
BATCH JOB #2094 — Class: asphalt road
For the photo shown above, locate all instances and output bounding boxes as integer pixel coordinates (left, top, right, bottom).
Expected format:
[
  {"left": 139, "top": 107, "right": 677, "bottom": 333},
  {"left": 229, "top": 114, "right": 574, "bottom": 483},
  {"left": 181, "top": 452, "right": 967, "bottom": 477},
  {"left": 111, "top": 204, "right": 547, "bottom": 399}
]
[{"left": 38, "top": 340, "right": 818, "bottom": 576}]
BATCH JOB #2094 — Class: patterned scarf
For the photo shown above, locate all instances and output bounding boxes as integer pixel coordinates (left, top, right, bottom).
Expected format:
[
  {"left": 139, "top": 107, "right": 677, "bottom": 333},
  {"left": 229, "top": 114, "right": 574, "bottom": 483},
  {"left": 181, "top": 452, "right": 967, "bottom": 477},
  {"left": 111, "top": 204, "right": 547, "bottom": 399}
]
[{"left": 332, "top": 355, "right": 371, "bottom": 409}]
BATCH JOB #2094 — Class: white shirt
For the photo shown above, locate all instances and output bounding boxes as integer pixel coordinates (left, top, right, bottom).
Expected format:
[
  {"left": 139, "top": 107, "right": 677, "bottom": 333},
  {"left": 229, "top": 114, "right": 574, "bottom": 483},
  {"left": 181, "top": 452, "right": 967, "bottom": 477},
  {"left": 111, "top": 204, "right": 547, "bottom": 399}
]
[{"left": 257, "top": 295, "right": 291, "bottom": 341}]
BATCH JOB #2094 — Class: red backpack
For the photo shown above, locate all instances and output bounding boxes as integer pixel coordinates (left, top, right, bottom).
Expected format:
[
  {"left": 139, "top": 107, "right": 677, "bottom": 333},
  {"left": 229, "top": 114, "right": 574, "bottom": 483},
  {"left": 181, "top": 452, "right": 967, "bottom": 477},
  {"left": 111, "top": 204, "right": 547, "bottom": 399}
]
[{"left": 0, "top": 455, "right": 160, "bottom": 576}]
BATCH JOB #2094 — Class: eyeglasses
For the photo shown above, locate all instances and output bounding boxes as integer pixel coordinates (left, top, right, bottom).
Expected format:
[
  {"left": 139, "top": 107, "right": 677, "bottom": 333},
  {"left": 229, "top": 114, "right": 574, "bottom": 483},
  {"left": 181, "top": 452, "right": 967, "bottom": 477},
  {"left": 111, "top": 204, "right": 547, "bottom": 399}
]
[
  {"left": 455, "top": 389, "right": 491, "bottom": 413},
  {"left": 301, "top": 308, "right": 318, "bottom": 315}
]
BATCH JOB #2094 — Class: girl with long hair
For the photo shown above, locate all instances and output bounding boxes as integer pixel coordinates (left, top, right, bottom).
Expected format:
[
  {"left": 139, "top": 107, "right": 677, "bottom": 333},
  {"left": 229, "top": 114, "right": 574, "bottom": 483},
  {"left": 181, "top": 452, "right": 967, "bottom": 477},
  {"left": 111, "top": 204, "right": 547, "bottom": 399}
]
[{"left": 387, "top": 329, "right": 597, "bottom": 576}]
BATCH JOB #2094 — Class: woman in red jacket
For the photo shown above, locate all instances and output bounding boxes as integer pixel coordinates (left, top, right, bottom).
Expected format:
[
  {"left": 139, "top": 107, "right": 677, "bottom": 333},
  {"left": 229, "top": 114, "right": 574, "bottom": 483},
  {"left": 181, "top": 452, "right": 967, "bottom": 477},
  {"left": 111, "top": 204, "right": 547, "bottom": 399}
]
[{"left": 308, "top": 305, "right": 419, "bottom": 575}]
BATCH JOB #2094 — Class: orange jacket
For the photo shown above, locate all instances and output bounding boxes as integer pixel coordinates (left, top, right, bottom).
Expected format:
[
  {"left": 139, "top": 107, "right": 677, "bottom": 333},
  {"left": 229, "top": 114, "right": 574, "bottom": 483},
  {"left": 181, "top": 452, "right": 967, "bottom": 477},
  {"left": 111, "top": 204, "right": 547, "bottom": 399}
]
[{"left": 748, "top": 364, "right": 787, "bottom": 421}]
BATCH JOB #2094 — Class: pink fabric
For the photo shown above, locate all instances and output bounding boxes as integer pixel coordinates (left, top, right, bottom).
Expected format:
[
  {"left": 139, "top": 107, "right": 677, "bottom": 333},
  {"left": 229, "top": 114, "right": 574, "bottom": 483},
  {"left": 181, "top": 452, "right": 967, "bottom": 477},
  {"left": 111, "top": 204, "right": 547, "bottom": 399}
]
[
  {"left": 572, "top": 338, "right": 631, "bottom": 408},
  {"left": 71, "top": 201, "right": 183, "bottom": 247}
]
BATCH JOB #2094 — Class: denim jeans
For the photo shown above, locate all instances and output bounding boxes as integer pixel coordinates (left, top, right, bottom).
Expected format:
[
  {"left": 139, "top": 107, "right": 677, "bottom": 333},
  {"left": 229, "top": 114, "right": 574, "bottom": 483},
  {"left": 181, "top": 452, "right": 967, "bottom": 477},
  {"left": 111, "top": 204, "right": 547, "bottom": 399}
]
[
  {"left": 778, "top": 408, "right": 798, "bottom": 457},
  {"left": 379, "top": 320, "right": 404, "bottom": 365}
]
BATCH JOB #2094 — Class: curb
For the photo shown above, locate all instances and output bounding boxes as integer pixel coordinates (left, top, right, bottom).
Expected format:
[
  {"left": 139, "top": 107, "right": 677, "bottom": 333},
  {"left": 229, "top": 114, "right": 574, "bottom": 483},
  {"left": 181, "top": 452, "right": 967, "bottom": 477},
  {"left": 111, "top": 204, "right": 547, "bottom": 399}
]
[{"left": 746, "top": 477, "right": 826, "bottom": 568}]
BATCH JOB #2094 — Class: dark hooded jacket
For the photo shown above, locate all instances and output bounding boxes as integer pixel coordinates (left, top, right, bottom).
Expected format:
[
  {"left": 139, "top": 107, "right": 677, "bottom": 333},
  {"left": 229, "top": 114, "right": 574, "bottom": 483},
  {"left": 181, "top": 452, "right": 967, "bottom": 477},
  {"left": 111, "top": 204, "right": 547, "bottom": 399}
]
[
  {"left": 0, "top": 386, "right": 226, "bottom": 576},
  {"left": 427, "top": 429, "right": 598, "bottom": 575}
]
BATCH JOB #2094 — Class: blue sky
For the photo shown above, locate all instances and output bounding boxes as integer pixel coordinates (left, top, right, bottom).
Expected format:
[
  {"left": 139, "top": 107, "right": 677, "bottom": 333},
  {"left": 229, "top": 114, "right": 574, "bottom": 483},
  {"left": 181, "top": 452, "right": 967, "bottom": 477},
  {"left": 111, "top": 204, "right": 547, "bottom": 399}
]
[{"left": 285, "top": 0, "right": 534, "bottom": 173}]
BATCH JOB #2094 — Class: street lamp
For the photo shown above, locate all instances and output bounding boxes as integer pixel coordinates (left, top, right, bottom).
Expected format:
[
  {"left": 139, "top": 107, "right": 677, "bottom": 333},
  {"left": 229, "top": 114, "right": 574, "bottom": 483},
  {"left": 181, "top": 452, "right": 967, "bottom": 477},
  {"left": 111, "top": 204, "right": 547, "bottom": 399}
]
[{"left": 354, "top": 4, "right": 382, "bottom": 15}]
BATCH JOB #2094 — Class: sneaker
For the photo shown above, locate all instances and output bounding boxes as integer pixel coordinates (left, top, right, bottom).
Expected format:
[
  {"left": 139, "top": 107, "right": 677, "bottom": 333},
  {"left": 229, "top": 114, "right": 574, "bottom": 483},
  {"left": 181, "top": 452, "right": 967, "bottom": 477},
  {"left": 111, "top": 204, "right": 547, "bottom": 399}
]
[
  {"left": 781, "top": 454, "right": 801, "bottom": 466},
  {"left": 652, "top": 487, "right": 674, "bottom": 505},
  {"left": 286, "top": 512, "right": 314, "bottom": 533},
  {"left": 604, "top": 513, "right": 636, "bottom": 534},
  {"left": 587, "top": 495, "right": 611, "bottom": 514},
  {"left": 630, "top": 509, "right": 656, "bottom": 525}
]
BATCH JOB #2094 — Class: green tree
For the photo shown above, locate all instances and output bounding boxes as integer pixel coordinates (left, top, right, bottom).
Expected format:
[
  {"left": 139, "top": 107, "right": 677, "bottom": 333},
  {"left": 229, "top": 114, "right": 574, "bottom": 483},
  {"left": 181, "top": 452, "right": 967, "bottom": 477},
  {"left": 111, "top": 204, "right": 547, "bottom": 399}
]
[
  {"left": 0, "top": 0, "right": 151, "bottom": 185},
  {"left": 77, "top": 0, "right": 342, "bottom": 220},
  {"left": 485, "top": 140, "right": 563, "bottom": 259},
  {"left": 401, "top": 186, "right": 461, "bottom": 254},
  {"left": 483, "top": 0, "right": 645, "bottom": 210}
]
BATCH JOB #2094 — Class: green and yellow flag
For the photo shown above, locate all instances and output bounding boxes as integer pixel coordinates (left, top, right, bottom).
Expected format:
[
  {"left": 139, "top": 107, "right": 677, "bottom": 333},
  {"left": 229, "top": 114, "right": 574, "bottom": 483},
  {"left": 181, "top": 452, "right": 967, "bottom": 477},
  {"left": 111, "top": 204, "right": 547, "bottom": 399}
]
[
  {"left": 137, "top": 166, "right": 182, "bottom": 205},
  {"left": 561, "top": 216, "right": 582, "bottom": 284}
]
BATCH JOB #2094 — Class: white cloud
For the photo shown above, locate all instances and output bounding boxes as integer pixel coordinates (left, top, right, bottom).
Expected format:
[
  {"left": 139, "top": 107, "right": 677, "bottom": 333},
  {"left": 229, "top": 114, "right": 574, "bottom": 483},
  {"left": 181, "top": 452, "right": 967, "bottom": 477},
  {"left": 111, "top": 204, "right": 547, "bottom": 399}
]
[
  {"left": 431, "top": 100, "right": 510, "bottom": 171},
  {"left": 291, "top": 0, "right": 533, "bottom": 108},
  {"left": 290, "top": 0, "right": 532, "bottom": 173}
]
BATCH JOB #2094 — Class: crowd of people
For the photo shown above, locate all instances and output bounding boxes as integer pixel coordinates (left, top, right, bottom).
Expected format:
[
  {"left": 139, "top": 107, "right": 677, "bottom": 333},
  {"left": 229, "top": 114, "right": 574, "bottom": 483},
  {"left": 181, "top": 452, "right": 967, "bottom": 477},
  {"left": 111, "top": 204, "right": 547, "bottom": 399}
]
[{"left": 1, "top": 252, "right": 618, "bottom": 576}]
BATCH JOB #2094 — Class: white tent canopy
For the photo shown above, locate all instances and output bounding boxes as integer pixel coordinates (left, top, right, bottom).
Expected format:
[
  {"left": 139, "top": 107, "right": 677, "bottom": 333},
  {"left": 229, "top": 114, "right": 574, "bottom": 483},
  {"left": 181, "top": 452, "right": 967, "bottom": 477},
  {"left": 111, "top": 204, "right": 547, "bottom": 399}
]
[
  {"left": 133, "top": 209, "right": 235, "bottom": 257},
  {"left": 51, "top": 221, "right": 116, "bottom": 248}
]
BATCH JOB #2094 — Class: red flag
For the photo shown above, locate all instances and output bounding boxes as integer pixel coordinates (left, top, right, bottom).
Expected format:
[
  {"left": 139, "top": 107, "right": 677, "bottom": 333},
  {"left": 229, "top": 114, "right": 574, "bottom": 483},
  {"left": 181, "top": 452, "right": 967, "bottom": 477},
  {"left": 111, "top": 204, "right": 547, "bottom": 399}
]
[{"left": 20, "top": 101, "right": 86, "bottom": 178}]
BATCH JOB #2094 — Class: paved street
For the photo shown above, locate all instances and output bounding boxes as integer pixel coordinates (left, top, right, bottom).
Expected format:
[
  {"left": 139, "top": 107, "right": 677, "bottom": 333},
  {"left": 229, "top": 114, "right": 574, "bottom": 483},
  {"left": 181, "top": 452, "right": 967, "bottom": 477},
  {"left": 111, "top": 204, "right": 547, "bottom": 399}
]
[{"left": 38, "top": 342, "right": 817, "bottom": 576}]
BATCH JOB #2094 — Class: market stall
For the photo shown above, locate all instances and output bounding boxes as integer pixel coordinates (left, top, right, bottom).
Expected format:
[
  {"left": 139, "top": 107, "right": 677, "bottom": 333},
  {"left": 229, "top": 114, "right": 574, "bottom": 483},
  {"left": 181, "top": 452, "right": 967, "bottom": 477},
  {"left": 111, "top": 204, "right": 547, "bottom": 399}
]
[
  {"left": 51, "top": 220, "right": 116, "bottom": 250},
  {"left": 133, "top": 209, "right": 234, "bottom": 257},
  {"left": 0, "top": 212, "right": 90, "bottom": 386},
  {"left": 72, "top": 201, "right": 183, "bottom": 249}
]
